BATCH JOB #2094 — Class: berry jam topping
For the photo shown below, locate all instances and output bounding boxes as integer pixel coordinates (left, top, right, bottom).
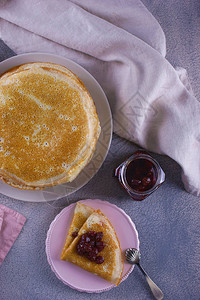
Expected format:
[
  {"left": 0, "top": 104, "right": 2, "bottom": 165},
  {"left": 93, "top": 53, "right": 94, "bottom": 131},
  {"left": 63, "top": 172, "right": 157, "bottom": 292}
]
[
  {"left": 76, "top": 231, "right": 105, "bottom": 264},
  {"left": 126, "top": 158, "right": 157, "bottom": 192},
  {"left": 71, "top": 231, "right": 78, "bottom": 238},
  {"left": 95, "top": 256, "right": 104, "bottom": 264}
]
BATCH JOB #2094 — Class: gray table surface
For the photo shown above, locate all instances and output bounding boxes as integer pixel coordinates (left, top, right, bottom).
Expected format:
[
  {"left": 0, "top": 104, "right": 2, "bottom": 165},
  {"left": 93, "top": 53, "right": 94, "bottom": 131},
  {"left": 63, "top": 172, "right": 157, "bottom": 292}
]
[{"left": 0, "top": 1, "right": 200, "bottom": 299}]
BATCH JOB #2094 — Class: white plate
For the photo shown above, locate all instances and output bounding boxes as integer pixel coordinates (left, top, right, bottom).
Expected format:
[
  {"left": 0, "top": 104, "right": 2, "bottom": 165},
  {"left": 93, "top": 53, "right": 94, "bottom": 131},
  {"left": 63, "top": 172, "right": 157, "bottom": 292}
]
[{"left": 0, "top": 53, "right": 112, "bottom": 202}]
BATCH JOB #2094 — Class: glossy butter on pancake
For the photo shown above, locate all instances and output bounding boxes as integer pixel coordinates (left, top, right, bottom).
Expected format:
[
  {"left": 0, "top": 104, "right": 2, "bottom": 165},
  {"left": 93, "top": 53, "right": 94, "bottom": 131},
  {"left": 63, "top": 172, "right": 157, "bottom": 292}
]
[{"left": 0, "top": 62, "right": 101, "bottom": 190}]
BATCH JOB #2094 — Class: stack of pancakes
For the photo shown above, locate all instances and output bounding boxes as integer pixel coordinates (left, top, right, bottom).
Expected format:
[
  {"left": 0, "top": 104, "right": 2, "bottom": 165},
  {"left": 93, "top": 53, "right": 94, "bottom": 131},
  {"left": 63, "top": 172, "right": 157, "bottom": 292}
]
[{"left": 0, "top": 62, "right": 101, "bottom": 190}]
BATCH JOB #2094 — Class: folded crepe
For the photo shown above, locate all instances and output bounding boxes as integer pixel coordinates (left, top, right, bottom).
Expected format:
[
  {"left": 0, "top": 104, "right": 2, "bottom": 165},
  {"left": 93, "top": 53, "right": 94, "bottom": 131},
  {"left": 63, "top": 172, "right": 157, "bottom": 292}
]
[
  {"left": 63, "top": 209, "right": 123, "bottom": 286},
  {"left": 61, "top": 203, "right": 123, "bottom": 285},
  {"left": 61, "top": 202, "right": 94, "bottom": 260}
]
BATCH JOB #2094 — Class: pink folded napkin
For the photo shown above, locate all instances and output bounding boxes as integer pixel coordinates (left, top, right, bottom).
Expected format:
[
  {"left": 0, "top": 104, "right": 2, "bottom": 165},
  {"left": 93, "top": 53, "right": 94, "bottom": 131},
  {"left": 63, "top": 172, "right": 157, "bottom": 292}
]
[
  {"left": 0, "top": 204, "right": 26, "bottom": 265},
  {"left": 0, "top": 0, "right": 200, "bottom": 195}
]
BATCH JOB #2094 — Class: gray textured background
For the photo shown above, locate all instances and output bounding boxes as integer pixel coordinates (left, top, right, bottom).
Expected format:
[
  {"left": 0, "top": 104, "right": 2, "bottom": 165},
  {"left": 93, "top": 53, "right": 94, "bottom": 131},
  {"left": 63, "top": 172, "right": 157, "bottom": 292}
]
[{"left": 0, "top": 1, "right": 200, "bottom": 299}]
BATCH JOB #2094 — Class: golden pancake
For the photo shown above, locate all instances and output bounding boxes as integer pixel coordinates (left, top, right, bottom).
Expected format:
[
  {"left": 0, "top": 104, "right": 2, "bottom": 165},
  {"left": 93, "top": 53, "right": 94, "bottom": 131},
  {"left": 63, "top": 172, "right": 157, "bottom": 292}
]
[
  {"left": 0, "top": 62, "right": 101, "bottom": 190},
  {"left": 63, "top": 209, "right": 124, "bottom": 286},
  {"left": 61, "top": 202, "right": 94, "bottom": 260}
]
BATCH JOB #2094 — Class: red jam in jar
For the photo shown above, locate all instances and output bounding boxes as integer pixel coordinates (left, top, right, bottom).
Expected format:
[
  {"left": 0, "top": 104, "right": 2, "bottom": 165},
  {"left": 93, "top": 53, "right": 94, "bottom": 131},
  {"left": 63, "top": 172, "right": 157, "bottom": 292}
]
[
  {"left": 126, "top": 158, "right": 157, "bottom": 192},
  {"left": 115, "top": 150, "right": 165, "bottom": 201}
]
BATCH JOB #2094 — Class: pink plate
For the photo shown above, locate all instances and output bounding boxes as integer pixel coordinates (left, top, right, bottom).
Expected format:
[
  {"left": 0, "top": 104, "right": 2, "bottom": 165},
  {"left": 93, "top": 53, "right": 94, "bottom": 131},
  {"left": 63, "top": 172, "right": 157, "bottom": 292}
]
[{"left": 45, "top": 199, "right": 139, "bottom": 293}]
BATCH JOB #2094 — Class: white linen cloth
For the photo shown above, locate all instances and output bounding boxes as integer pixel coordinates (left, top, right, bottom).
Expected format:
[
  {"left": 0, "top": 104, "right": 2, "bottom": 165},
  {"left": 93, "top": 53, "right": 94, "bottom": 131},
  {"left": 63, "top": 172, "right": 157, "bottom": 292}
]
[{"left": 0, "top": 0, "right": 199, "bottom": 196}]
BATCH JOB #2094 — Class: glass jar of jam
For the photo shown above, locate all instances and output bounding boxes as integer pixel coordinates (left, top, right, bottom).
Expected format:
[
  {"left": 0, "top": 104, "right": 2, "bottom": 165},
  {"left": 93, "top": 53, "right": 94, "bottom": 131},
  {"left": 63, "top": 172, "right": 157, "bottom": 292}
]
[{"left": 115, "top": 150, "right": 165, "bottom": 201}]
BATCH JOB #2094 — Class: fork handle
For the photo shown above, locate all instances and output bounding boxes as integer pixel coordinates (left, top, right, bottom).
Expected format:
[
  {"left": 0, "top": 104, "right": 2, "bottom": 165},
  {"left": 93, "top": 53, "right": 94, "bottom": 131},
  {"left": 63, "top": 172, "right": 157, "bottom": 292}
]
[{"left": 137, "top": 263, "right": 164, "bottom": 300}]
